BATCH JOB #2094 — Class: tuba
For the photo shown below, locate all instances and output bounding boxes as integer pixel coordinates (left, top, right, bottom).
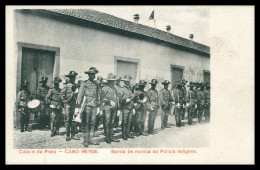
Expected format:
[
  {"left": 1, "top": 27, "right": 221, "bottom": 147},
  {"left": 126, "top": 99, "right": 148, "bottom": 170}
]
[{"left": 138, "top": 92, "right": 154, "bottom": 111}]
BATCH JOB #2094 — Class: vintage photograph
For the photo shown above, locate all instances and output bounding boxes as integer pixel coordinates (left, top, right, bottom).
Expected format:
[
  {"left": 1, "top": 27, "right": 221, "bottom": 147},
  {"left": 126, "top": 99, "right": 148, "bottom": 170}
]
[{"left": 12, "top": 6, "right": 211, "bottom": 149}]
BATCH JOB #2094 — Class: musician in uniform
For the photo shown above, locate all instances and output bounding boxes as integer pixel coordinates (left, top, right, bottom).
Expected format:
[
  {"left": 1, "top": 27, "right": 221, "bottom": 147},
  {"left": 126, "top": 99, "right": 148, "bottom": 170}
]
[
  {"left": 197, "top": 83, "right": 205, "bottom": 123},
  {"left": 100, "top": 73, "right": 120, "bottom": 143},
  {"left": 192, "top": 82, "right": 199, "bottom": 118},
  {"left": 159, "top": 80, "right": 173, "bottom": 129},
  {"left": 114, "top": 76, "right": 122, "bottom": 128},
  {"left": 186, "top": 82, "right": 196, "bottom": 125},
  {"left": 203, "top": 82, "right": 211, "bottom": 122},
  {"left": 133, "top": 80, "right": 149, "bottom": 136},
  {"left": 146, "top": 79, "right": 159, "bottom": 134},
  {"left": 45, "top": 77, "right": 63, "bottom": 137},
  {"left": 93, "top": 76, "right": 104, "bottom": 137},
  {"left": 120, "top": 75, "right": 135, "bottom": 140},
  {"left": 61, "top": 71, "right": 80, "bottom": 141},
  {"left": 16, "top": 80, "right": 32, "bottom": 132},
  {"left": 181, "top": 79, "right": 188, "bottom": 120},
  {"left": 173, "top": 82, "right": 185, "bottom": 127},
  {"left": 74, "top": 67, "right": 100, "bottom": 147},
  {"left": 75, "top": 80, "right": 84, "bottom": 133},
  {"left": 130, "top": 83, "right": 139, "bottom": 133},
  {"left": 36, "top": 76, "right": 50, "bottom": 129}
]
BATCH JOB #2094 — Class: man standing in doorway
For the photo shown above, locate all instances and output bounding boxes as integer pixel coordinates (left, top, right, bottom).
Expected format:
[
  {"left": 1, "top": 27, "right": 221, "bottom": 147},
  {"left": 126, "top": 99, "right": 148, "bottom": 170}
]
[{"left": 36, "top": 76, "right": 50, "bottom": 129}]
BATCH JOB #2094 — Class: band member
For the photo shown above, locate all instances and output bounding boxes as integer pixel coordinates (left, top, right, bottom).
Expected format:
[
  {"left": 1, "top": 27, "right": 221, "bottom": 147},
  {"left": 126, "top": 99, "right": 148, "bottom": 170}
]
[
  {"left": 186, "top": 82, "right": 196, "bottom": 125},
  {"left": 75, "top": 80, "right": 84, "bottom": 133},
  {"left": 133, "top": 80, "right": 148, "bottom": 136},
  {"left": 16, "top": 80, "right": 32, "bottom": 132},
  {"left": 94, "top": 76, "right": 104, "bottom": 137},
  {"left": 75, "top": 67, "right": 100, "bottom": 147},
  {"left": 130, "top": 83, "right": 139, "bottom": 133},
  {"left": 193, "top": 82, "right": 200, "bottom": 118},
  {"left": 159, "top": 80, "right": 173, "bottom": 129},
  {"left": 146, "top": 79, "right": 159, "bottom": 134},
  {"left": 197, "top": 83, "right": 205, "bottom": 123},
  {"left": 61, "top": 71, "right": 80, "bottom": 141},
  {"left": 181, "top": 79, "right": 188, "bottom": 120},
  {"left": 114, "top": 76, "right": 122, "bottom": 128},
  {"left": 45, "top": 77, "right": 63, "bottom": 137},
  {"left": 100, "top": 73, "right": 120, "bottom": 143},
  {"left": 120, "top": 75, "right": 135, "bottom": 140},
  {"left": 204, "top": 82, "right": 211, "bottom": 121},
  {"left": 36, "top": 76, "right": 50, "bottom": 129},
  {"left": 173, "top": 82, "right": 185, "bottom": 127}
]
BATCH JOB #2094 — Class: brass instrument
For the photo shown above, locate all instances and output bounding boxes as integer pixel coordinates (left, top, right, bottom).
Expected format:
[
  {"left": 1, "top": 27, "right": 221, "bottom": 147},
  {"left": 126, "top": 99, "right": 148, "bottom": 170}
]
[{"left": 138, "top": 93, "right": 153, "bottom": 111}]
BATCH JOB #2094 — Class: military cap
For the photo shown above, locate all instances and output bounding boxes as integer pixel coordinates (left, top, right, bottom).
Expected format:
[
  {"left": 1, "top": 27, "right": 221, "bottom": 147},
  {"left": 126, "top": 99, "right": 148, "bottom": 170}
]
[
  {"left": 84, "top": 67, "right": 99, "bottom": 74},
  {"left": 63, "top": 78, "right": 70, "bottom": 84},
  {"left": 149, "top": 79, "right": 158, "bottom": 84},
  {"left": 21, "top": 80, "right": 29, "bottom": 85},
  {"left": 65, "top": 71, "right": 78, "bottom": 77},
  {"left": 139, "top": 80, "right": 146, "bottom": 86},
  {"left": 121, "top": 75, "right": 132, "bottom": 82},
  {"left": 51, "top": 77, "right": 62, "bottom": 83},
  {"left": 106, "top": 73, "right": 117, "bottom": 80},
  {"left": 161, "top": 80, "right": 171, "bottom": 85},
  {"left": 39, "top": 76, "right": 48, "bottom": 83}
]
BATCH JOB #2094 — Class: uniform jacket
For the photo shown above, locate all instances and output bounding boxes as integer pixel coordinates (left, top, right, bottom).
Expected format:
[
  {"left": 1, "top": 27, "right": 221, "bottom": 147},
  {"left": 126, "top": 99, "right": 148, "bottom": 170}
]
[
  {"left": 203, "top": 89, "right": 210, "bottom": 104},
  {"left": 61, "top": 82, "right": 77, "bottom": 106},
  {"left": 120, "top": 85, "right": 134, "bottom": 110},
  {"left": 146, "top": 88, "right": 159, "bottom": 109},
  {"left": 100, "top": 84, "right": 118, "bottom": 108},
  {"left": 16, "top": 90, "right": 31, "bottom": 107},
  {"left": 173, "top": 88, "right": 185, "bottom": 105},
  {"left": 45, "top": 87, "right": 63, "bottom": 109},
  {"left": 115, "top": 85, "right": 122, "bottom": 109},
  {"left": 76, "top": 80, "right": 99, "bottom": 108},
  {"left": 186, "top": 89, "right": 196, "bottom": 105},
  {"left": 36, "top": 85, "right": 50, "bottom": 101},
  {"left": 159, "top": 88, "right": 173, "bottom": 107},
  {"left": 197, "top": 90, "right": 205, "bottom": 105}
]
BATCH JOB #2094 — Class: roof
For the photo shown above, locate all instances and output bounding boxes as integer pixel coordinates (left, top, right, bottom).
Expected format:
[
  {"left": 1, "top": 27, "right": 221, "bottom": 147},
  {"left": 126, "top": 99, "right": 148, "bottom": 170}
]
[{"left": 38, "top": 9, "right": 210, "bottom": 55}]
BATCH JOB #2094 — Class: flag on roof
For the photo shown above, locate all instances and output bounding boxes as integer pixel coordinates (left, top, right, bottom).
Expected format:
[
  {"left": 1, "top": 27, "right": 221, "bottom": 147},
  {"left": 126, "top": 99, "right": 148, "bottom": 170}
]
[{"left": 149, "top": 10, "right": 154, "bottom": 20}]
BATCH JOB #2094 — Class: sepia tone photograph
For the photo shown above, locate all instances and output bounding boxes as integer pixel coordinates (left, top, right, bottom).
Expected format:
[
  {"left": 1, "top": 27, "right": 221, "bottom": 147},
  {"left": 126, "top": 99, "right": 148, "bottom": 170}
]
[{"left": 6, "top": 5, "right": 254, "bottom": 164}]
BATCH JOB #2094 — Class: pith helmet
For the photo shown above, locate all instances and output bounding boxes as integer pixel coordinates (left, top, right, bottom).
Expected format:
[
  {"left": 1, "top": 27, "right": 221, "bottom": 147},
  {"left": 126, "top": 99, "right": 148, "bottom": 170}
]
[
  {"left": 84, "top": 67, "right": 99, "bottom": 74},
  {"left": 65, "top": 71, "right": 78, "bottom": 77},
  {"left": 39, "top": 76, "right": 48, "bottom": 83}
]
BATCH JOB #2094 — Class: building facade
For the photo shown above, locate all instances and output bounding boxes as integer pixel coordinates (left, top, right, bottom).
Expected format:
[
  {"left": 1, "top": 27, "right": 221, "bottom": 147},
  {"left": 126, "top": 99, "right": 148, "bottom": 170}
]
[{"left": 13, "top": 9, "right": 210, "bottom": 127}]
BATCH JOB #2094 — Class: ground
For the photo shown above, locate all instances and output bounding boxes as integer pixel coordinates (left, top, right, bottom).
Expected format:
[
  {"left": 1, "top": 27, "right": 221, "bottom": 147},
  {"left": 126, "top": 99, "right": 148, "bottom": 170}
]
[{"left": 14, "top": 115, "right": 210, "bottom": 149}]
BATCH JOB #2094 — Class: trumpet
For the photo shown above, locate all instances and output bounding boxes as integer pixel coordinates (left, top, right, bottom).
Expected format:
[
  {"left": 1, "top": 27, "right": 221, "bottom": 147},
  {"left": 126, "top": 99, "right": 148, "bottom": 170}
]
[{"left": 138, "top": 93, "right": 154, "bottom": 111}]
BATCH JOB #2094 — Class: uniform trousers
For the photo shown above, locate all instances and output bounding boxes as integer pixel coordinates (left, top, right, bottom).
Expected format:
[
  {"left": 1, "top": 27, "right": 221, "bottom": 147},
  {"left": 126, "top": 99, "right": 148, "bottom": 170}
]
[
  {"left": 103, "top": 106, "right": 116, "bottom": 140},
  {"left": 122, "top": 108, "right": 133, "bottom": 138},
  {"left": 83, "top": 106, "right": 97, "bottom": 144},
  {"left": 64, "top": 104, "right": 76, "bottom": 138},
  {"left": 161, "top": 106, "right": 170, "bottom": 128},
  {"left": 50, "top": 108, "right": 62, "bottom": 135}
]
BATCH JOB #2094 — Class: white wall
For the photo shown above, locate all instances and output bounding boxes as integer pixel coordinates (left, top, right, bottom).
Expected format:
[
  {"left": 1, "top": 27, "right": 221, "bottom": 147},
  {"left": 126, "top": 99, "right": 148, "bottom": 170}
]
[{"left": 14, "top": 10, "right": 210, "bottom": 91}]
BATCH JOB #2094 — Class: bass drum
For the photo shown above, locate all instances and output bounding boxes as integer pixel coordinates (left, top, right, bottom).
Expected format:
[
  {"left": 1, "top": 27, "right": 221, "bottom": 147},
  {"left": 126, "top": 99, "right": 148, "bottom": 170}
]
[{"left": 27, "top": 99, "right": 41, "bottom": 113}]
